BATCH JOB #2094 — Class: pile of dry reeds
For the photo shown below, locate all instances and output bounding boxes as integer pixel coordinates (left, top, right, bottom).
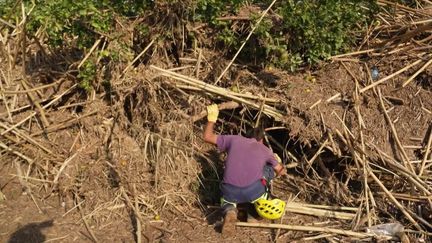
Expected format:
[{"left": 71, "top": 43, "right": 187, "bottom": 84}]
[{"left": 0, "top": 1, "right": 431, "bottom": 242}]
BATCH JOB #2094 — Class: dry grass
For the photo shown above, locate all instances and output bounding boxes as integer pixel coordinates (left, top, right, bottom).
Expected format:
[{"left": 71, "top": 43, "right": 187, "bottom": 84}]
[{"left": 0, "top": 1, "right": 431, "bottom": 242}]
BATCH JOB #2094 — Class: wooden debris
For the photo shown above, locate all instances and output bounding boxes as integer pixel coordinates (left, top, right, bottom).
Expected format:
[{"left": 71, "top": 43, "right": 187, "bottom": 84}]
[{"left": 235, "top": 222, "right": 374, "bottom": 238}]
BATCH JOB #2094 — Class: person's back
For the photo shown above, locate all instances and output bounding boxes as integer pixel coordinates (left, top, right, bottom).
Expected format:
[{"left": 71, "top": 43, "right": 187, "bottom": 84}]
[
  {"left": 203, "top": 104, "right": 286, "bottom": 236},
  {"left": 217, "top": 135, "right": 275, "bottom": 187}
]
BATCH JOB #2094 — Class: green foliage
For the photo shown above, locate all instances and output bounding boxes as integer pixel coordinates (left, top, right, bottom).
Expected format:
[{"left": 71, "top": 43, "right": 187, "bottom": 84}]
[
  {"left": 195, "top": 0, "right": 245, "bottom": 22},
  {"left": 78, "top": 61, "right": 97, "bottom": 91},
  {"left": 1, "top": 0, "right": 380, "bottom": 73},
  {"left": 195, "top": 0, "right": 378, "bottom": 69},
  {"left": 279, "top": 0, "right": 377, "bottom": 64},
  {"left": 1, "top": 0, "right": 152, "bottom": 48}
]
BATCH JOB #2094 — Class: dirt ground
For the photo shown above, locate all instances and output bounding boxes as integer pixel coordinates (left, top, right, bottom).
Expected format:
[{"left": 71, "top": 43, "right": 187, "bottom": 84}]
[{"left": 0, "top": 165, "right": 320, "bottom": 243}]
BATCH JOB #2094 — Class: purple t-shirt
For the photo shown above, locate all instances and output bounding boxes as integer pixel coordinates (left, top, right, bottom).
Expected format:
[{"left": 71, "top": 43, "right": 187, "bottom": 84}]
[{"left": 217, "top": 135, "right": 278, "bottom": 187}]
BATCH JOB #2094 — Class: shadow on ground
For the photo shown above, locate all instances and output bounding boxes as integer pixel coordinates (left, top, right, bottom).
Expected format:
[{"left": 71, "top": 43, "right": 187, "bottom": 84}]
[{"left": 8, "top": 220, "right": 54, "bottom": 243}]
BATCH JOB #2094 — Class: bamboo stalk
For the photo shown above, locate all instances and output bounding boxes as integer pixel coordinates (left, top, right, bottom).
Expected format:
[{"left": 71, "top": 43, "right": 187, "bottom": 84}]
[
  {"left": 367, "top": 163, "right": 432, "bottom": 230},
  {"left": 76, "top": 197, "right": 99, "bottom": 243},
  {"left": 306, "top": 138, "right": 328, "bottom": 172},
  {"left": 151, "top": 65, "right": 284, "bottom": 120},
  {"left": 122, "top": 39, "right": 155, "bottom": 75},
  {"left": 418, "top": 124, "right": 432, "bottom": 176},
  {"left": 235, "top": 222, "right": 374, "bottom": 238},
  {"left": 352, "top": 148, "right": 423, "bottom": 231},
  {"left": 133, "top": 184, "right": 142, "bottom": 243},
  {"left": 288, "top": 202, "right": 357, "bottom": 212},
  {"left": 0, "top": 73, "right": 13, "bottom": 122},
  {"left": 2, "top": 78, "right": 63, "bottom": 94},
  {"left": 336, "top": 111, "right": 426, "bottom": 231},
  {"left": 358, "top": 57, "right": 424, "bottom": 93},
  {"left": 20, "top": 79, "right": 50, "bottom": 127},
  {"left": 376, "top": 192, "right": 432, "bottom": 202},
  {"left": 195, "top": 48, "right": 202, "bottom": 79},
  {"left": 403, "top": 58, "right": 432, "bottom": 87},
  {"left": 0, "top": 140, "right": 33, "bottom": 163},
  {"left": 78, "top": 38, "right": 102, "bottom": 69},
  {"left": 1, "top": 84, "right": 77, "bottom": 136},
  {"left": 0, "top": 121, "right": 54, "bottom": 155},
  {"left": 192, "top": 101, "right": 239, "bottom": 122},
  {"left": 378, "top": 89, "right": 415, "bottom": 173},
  {"left": 285, "top": 204, "right": 356, "bottom": 220},
  {"left": 155, "top": 66, "right": 280, "bottom": 104},
  {"left": 175, "top": 84, "right": 279, "bottom": 103},
  {"left": 53, "top": 152, "right": 78, "bottom": 184},
  {"left": 214, "top": 0, "right": 277, "bottom": 85},
  {"left": 372, "top": 145, "right": 431, "bottom": 194}
]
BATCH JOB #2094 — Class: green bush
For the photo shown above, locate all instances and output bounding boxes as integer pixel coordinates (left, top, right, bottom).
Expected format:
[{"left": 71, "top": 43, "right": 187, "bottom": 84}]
[
  {"left": 0, "top": 0, "right": 151, "bottom": 48},
  {"left": 278, "top": 0, "right": 377, "bottom": 64},
  {"left": 0, "top": 0, "right": 379, "bottom": 72},
  {"left": 194, "top": 0, "right": 378, "bottom": 69}
]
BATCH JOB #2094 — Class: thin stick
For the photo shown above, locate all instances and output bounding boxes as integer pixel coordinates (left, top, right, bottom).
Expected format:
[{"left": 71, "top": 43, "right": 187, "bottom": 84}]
[
  {"left": 195, "top": 48, "right": 202, "bottom": 79},
  {"left": 301, "top": 234, "right": 334, "bottom": 241},
  {"left": 122, "top": 39, "right": 155, "bottom": 75},
  {"left": 1, "top": 84, "right": 77, "bottom": 136},
  {"left": 287, "top": 202, "right": 357, "bottom": 212},
  {"left": 359, "top": 58, "right": 424, "bottom": 93},
  {"left": 355, "top": 82, "right": 371, "bottom": 227},
  {"left": 366, "top": 163, "right": 425, "bottom": 231},
  {"left": 330, "top": 48, "right": 376, "bottom": 59},
  {"left": 133, "top": 184, "right": 142, "bottom": 243},
  {"left": 30, "top": 110, "right": 97, "bottom": 137},
  {"left": 0, "top": 72, "right": 13, "bottom": 122},
  {"left": 305, "top": 139, "right": 328, "bottom": 173},
  {"left": 2, "top": 78, "right": 63, "bottom": 94},
  {"left": 284, "top": 204, "right": 355, "bottom": 220},
  {"left": 120, "top": 186, "right": 146, "bottom": 242},
  {"left": 76, "top": 197, "right": 99, "bottom": 243},
  {"left": 0, "top": 17, "right": 16, "bottom": 28},
  {"left": 62, "top": 199, "right": 86, "bottom": 217},
  {"left": 349, "top": 146, "right": 423, "bottom": 231},
  {"left": 18, "top": 3, "right": 48, "bottom": 128},
  {"left": 235, "top": 222, "right": 373, "bottom": 238},
  {"left": 192, "top": 101, "right": 239, "bottom": 122},
  {"left": 0, "top": 140, "right": 33, "bottom": 163},
  {"left": 309, "top": 99, "right": 321, "bottom": 109},
  {"left": 176, "top": 84, "right": 279, "bottom": 103},
  {"left": 20, "top": 79, "right": 50, "bottom": 127},
  {"left": 403, "top": 58, "right": 432, "bottom": 87},
  {"left": 53, "top": 152, "right": 78, "bottom": 184},
  {"left": 78, "top": 38, "right": 102, "bottom": 69},
  {"left": 0, "top": 121, "right": 54, "bottom": 155},
  {"left": 378, "top": 89, "right": 415, "bottom": 172},
  {"left": 44, "top": 235, "right": 69, "bottom": 243},
  {"left": 418, "top": 124, "right": 432, "bottom": 176},
  {"left": 214, "top": 0, "right": 277, "bottom": 85}
]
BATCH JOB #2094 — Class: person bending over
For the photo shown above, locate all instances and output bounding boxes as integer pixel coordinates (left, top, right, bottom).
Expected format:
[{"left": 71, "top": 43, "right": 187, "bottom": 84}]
[{"left": 203, "top": 104, "right": 287, "bottom": 235}]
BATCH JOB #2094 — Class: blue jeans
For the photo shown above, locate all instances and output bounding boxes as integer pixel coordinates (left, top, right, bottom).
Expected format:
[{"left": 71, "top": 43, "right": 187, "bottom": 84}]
[{"left": 220, "top": 165, "right": 274, "bottom": 214}]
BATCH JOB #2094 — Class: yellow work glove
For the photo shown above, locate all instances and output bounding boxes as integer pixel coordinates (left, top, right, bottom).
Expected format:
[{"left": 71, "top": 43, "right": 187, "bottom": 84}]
[
  {"left": 206, "top": 104, "right": 219, "bottom": 123},
  {"left": 274, "top": 153, "right": 282, "bottom": 164}
]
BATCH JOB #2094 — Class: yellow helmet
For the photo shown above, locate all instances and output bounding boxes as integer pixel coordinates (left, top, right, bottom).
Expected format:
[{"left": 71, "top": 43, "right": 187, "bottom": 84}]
[{"left": 254, "top": 198, "right": 286, "bottom": 220}]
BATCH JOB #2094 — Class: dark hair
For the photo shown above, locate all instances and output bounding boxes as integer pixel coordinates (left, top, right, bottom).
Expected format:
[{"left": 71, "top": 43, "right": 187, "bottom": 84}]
[{"left": 246, "top": 126, "right": 265, "bottom": 141}]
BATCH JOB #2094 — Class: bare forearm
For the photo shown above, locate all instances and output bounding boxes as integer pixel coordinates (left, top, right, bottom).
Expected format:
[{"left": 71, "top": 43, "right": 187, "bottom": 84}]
[
  {"left": 274, "top": 164, "right": 287, "bottom": 176},
  {"left": 203, "top": 122, "right": 218, "bottom": 144}
]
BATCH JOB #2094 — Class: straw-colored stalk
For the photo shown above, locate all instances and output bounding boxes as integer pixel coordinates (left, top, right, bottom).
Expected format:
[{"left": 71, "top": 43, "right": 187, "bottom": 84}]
[{"left": 236, "top": 222, "right": 374, "bottom": 238}]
